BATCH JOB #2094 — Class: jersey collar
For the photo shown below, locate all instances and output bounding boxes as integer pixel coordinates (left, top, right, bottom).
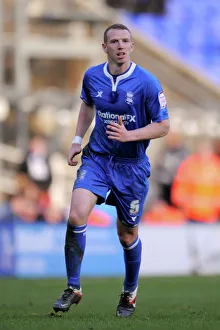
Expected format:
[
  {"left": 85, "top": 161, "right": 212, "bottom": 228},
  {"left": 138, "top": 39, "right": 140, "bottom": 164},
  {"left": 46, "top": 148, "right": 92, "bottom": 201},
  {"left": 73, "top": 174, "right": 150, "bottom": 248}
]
[{"left": 103, "top": 62, "right": 136, "bottom": 91}]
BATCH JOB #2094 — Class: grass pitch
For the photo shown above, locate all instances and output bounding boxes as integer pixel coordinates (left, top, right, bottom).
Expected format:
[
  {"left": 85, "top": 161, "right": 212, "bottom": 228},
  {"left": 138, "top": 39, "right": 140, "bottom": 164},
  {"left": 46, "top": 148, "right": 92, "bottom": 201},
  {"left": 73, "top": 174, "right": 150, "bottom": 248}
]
[{"left": 0, "top": 276, "right": 220, "bottom": 330}]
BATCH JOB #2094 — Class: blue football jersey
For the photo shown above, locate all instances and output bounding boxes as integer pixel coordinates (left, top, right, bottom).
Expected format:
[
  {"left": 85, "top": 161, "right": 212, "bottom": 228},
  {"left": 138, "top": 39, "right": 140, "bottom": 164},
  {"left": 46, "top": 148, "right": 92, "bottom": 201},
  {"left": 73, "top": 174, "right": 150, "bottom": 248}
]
[{"left": 80, "top": 62, "right": 169, "bottom": 158}]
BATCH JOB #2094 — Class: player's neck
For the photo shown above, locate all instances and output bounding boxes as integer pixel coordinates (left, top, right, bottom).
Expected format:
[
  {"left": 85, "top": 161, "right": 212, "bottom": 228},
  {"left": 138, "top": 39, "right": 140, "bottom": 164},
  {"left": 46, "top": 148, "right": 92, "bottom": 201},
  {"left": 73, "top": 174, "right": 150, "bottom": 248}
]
[{"left": 107, "top": 61, "right": 131, "bottom": 75}]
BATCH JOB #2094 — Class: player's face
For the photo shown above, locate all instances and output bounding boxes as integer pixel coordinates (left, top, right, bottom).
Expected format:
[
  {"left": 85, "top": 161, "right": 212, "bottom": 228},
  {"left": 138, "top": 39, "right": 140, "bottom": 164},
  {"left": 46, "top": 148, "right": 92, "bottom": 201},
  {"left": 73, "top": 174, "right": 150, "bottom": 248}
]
[{"left": 102, "top": 29, "right": 134, "bottom": 65}]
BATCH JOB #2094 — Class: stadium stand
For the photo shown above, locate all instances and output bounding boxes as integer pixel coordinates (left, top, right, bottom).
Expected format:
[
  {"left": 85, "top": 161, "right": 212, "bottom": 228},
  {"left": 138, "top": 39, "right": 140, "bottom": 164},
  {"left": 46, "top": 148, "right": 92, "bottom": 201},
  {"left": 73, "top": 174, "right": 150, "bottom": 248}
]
[{"left": 124, "top": 0, "right": 220, "bottom": 84}]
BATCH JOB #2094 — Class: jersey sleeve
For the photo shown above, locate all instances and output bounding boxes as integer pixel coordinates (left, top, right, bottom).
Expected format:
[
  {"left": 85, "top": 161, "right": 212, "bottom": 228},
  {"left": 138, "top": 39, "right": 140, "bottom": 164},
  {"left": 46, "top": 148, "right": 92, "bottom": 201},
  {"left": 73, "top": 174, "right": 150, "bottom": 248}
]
[
  {"left": 145, "top": 79, "right": 169, "bottom": 122},
  {"left": 80, "top": 72, "right": 94, "bottom": 106}
]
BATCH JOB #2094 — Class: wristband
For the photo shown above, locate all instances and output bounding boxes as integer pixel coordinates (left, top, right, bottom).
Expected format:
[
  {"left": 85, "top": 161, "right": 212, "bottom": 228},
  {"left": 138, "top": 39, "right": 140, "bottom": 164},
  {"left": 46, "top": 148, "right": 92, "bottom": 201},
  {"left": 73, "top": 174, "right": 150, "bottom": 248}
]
[{"left": 72, "top": 136, "right": 83, "bottom": 145}]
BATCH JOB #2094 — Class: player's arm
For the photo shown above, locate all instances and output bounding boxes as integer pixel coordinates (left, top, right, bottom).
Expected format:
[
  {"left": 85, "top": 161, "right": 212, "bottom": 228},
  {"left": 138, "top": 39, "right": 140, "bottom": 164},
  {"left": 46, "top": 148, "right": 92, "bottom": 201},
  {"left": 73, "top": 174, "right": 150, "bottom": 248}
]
[
  {"left": 128, "top": 118, "right": 170, "bottom": 141},
  {"left": 68, "top": 101, "right": 95, "bottom": 166},
  {"left": 106, "top": 117, "right": 169, "bottom": 142},
  {"left": 74, "top": 101, "right": 95, "bottom": 139}
]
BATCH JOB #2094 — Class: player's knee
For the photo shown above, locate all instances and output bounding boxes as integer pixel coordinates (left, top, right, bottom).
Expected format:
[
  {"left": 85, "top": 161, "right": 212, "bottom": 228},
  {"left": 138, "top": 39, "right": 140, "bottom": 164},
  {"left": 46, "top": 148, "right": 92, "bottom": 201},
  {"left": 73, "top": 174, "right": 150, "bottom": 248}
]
[
  {"left": 118, "top": 232, "right": 137, "bottom": 247},
  {"left": 68, "top": 208, "right": 87, "bottom": 226}
]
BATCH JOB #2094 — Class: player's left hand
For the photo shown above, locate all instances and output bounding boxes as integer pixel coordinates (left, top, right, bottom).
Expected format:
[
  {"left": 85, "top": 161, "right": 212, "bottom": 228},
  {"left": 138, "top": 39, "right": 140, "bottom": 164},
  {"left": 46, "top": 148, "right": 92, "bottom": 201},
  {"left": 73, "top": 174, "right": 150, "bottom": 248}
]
[{"left": 106, "top": 116, "right": 130, "bottom": 142}]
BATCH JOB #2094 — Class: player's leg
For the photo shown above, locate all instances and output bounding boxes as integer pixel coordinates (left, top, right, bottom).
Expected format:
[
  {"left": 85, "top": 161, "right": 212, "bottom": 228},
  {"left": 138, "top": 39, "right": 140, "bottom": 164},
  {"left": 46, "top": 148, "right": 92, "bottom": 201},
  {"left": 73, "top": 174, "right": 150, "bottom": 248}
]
[
  {"left": 116, "top": 221, "right": 141, "bottom": 317},
  {"left": 52, "top": 147, "right": 109, "bottom": 314},
  {"left": 106, "top": 158, "right": 150, "bottom": 317},
  {"left": 65, "top": 188, "right": 98, "bottom": 289},
  {"left": 53, "top": 188, "right": 97, "bottom": 313}
]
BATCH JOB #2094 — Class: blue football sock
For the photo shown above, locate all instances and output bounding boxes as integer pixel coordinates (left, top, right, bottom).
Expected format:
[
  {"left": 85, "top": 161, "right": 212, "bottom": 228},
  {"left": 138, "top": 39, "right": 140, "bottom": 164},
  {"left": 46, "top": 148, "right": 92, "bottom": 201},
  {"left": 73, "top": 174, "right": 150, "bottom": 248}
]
[
  {"left": 122, "top": 236, "right": 142, "bottom": 292},
  {"left": 65, "top": 222, "right": 87, "bottom": 289}
]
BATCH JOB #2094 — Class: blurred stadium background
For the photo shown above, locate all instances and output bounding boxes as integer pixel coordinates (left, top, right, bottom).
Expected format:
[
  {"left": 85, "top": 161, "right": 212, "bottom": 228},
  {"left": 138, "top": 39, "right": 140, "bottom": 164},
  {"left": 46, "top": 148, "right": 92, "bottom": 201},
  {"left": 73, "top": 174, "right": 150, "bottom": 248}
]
[{"left": 0, "top": 0, "right": 220, "bottom": 286}]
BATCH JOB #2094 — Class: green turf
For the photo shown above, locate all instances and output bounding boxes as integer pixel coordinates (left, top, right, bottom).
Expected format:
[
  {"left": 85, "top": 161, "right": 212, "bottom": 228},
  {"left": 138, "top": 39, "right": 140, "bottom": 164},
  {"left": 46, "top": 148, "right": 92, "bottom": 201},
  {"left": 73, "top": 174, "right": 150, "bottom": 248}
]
[{"left": 0, "top": 276, "right": 220, "bottom": 330}]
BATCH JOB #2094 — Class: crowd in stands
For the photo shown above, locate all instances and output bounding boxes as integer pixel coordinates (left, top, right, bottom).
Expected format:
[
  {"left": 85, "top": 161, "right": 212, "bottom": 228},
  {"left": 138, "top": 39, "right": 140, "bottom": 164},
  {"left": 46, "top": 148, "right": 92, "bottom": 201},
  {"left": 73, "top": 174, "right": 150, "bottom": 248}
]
[
  {"left": 143, "top": 134, "right": 220, "bottom": 225},
  {"left": 0, "top": 135, "right": 66, "bottom": 224},
  {"left": 0, "top": 132, "right": 219, "bottom": 226}
]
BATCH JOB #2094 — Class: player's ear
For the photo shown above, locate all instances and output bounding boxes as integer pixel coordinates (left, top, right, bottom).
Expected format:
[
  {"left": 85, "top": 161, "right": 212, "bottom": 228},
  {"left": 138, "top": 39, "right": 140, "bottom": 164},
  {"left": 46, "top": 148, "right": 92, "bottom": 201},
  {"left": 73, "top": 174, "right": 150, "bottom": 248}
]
[
  {"left": 130, "top": 41, "right": 134, "bottom": 52},
  {"left": 102, "top": 43, "right": 107, "bottom": 53}
]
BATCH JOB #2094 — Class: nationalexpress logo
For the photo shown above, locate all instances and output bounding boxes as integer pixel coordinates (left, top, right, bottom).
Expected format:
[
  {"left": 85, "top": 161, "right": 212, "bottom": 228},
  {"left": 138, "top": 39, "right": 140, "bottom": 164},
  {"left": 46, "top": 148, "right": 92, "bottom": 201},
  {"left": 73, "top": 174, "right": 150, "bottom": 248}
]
[{"left": 98, "top": 111, "right": 136, "bottom": 125}]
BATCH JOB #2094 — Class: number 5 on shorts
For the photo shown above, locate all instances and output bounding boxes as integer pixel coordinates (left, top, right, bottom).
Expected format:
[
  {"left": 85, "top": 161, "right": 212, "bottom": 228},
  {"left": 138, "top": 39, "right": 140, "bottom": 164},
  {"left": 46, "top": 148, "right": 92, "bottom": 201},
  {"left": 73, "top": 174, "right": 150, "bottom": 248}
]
[{"left": 129, "top": 200, "right": 140, "bottom": 215}]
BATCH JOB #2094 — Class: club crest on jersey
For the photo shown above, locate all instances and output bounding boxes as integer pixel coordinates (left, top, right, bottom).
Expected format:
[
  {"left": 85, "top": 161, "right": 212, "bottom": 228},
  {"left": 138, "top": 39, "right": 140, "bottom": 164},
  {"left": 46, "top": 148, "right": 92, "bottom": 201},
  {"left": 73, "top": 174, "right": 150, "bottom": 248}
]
[
  {"left": 158, "top": 91, "right": 167, "bottom": 109},
  {"left": 125, "top": 91, "right": 134, "bottom": 105}
]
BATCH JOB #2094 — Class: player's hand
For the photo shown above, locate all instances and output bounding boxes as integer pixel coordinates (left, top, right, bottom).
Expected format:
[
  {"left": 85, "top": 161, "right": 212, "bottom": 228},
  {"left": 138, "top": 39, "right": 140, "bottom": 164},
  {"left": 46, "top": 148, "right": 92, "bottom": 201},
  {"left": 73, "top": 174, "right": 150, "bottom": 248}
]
[
  {"left": 67, "top": 143, "right": 82, "bottom": 166},
  {"left": 106, "top": 116, "right": 130, "bottom": 142}
]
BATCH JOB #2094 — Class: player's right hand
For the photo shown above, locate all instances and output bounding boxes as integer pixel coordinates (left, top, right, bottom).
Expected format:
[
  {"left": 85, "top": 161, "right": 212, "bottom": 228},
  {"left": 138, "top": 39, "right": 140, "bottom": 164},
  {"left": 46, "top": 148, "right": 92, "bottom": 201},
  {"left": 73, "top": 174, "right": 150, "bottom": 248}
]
[{"left": 67, "top": 144, "right": 82, "bottom": 166}]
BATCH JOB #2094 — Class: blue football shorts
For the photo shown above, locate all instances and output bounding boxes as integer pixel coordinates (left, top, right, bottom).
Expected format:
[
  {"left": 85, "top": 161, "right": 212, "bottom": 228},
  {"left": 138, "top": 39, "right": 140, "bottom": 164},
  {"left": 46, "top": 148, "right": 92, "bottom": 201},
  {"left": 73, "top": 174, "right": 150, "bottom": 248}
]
[{"left": 74, "top": 145, "right": 150, "bottom": 227}]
